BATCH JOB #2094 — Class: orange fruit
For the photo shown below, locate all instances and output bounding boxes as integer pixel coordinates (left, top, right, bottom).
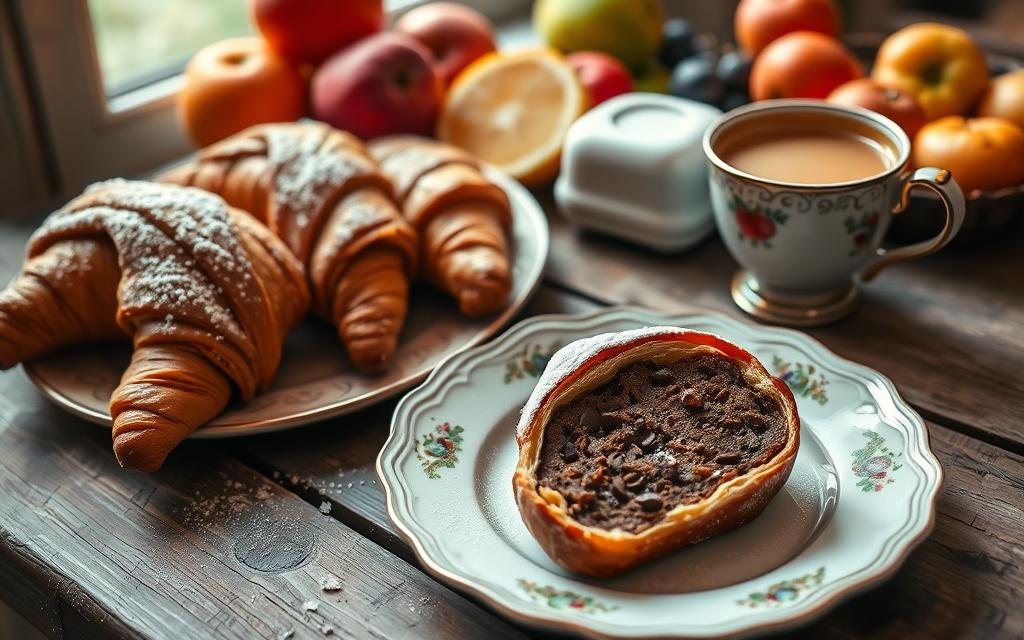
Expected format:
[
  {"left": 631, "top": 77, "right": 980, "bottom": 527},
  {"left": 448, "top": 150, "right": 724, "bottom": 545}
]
[
  {"left": 978, "top": 70, "right": 1024, "bottom": 130},
  {"left": 913, "top": 116, "right": 1024, "bottom": 194},
  {"left": 179, "top": 37, "right": 306, "bottom": 148},
  {"left": 438, "top": 49, "right": 587, "bottom": 186},
  {"left": 735, "top": 0, "right": 840, "bottom": 56}
]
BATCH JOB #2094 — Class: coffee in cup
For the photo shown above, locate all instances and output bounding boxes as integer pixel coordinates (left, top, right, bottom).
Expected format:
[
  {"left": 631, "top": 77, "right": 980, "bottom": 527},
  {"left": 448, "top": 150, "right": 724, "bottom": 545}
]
[{"left": 703, "top": 100, "right": 965, "bottom": 326}]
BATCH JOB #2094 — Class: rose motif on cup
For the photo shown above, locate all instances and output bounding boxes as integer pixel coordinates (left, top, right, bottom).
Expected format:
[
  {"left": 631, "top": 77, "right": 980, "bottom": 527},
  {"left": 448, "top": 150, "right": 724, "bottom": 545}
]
[
  {"left": 730, "top": 196, "right": 789, "bottom": 248},
  {"left": 844, "top": 211, "right": 881, "bottom": 256}
]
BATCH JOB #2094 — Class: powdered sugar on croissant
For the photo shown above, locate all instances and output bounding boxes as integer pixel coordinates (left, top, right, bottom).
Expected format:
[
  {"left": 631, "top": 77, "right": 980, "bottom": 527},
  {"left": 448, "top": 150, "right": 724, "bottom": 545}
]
[
  {"left": 162, "top": 122, "right": 419, "bottom": 372},
  {"left": 1, "top": 180, "right": 309, "bottom": 471}
]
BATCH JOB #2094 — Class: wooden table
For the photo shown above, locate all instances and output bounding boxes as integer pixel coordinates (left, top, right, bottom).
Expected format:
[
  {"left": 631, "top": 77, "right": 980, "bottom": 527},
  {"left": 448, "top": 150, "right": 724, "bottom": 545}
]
[{"left": 0, "top": 194, "right": 1021, "bottom": 640}]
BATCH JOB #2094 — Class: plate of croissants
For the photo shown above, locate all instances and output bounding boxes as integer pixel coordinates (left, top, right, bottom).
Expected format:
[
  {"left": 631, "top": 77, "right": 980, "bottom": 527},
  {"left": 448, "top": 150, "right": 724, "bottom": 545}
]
[{"left": 2, "top": 122, "right": 547, "bottom": 472}]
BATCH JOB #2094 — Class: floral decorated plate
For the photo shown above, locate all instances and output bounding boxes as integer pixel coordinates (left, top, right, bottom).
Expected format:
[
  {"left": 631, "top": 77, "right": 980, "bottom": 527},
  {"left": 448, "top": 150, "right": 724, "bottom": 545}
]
[
  {"left": 377, "top": 307, "right": 942, "bottom": 639},
  {"left": 22, "top": 168, "right": 548, "bottom": 437}
]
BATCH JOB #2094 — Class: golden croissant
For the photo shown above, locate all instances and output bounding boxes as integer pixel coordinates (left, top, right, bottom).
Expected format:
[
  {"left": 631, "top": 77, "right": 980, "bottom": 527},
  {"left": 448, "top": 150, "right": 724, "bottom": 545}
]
[
  {"left": 0, "top": 180, "right": 309, "bottom": 472},
  {"left": 161, "top": 122, "right": 419, "bottom": 372},
  {"left": 369, "top": 135, "right": 513, "bottom": 317}
]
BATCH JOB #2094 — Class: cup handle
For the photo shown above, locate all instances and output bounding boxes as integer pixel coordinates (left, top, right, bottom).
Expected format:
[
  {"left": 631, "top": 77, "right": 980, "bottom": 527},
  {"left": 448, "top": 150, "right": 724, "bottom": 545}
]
[{"left": 860, "top": 167, "right": 966, "bottom": 282}]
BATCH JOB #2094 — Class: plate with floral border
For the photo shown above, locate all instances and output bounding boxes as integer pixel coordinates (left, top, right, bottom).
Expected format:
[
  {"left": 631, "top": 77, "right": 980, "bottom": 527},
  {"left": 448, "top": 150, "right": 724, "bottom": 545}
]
[
  {"left": 21, "top": 167, "right": 548, "bottom": 437},
  {"left": 377, "top": 306, "right": 942, "bottom": 639}
]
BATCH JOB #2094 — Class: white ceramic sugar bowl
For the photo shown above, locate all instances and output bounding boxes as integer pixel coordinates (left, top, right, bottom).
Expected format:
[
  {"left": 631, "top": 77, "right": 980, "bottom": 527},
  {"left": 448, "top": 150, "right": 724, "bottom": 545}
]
[{"left": 555, "top": 93, "right": 722, "bottom": 252}]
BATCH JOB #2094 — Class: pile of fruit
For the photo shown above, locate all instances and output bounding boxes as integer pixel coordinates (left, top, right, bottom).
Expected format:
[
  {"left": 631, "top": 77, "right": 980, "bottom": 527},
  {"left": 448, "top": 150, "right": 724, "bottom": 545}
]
[
  {"left": 180, "top": 0, "right": 1024, "bottom": 195},
  {"left": 181, "top": 0, "right": 601, "bottom": 187},
  {"left": 537, "top": 0, "right": 1024, "bottom": 195},
  {"left": 179, "top": 1, "right": 501, "bottom": 147},
  {"left": 719, "top": 0, "right": 1024, "bottom": 195}
]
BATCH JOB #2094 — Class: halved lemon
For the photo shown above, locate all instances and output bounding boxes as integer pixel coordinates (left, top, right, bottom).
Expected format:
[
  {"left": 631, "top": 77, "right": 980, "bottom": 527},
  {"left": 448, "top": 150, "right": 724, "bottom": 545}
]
[{"left": 438, "top": 49, "right": 587, "bottom": 187}]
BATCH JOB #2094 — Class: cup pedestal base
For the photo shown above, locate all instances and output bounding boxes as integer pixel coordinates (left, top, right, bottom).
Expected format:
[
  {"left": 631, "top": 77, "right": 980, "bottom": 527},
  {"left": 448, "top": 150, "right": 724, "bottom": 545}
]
[{"left": 731, "top": 271, "right": 858, "bottom": 327}]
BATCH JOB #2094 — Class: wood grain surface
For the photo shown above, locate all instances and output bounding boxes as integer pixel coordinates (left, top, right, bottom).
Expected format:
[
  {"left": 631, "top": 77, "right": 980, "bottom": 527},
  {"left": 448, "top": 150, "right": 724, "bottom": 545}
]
[
  {"left": 0, "top": 191, "right": 1020, "bottom": 639},
  {"left": 0, "top": 366, "right": 527, "bottom": 640},
  {"left": 237, "top": 285, "right": 1024, "bottom": 640}
]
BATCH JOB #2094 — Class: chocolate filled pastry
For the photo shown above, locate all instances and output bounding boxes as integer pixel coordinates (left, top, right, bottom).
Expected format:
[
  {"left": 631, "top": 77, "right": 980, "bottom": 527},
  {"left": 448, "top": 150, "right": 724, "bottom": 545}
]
[{"left": 513, "top": 327, "right": 800, "bottom": 577}]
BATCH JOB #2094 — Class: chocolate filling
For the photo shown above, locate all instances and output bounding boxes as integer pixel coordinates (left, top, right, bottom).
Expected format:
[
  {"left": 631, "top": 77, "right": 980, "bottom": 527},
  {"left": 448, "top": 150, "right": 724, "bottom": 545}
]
[{"left": 535, "top": 354, "right": 789, "bottom": 534}]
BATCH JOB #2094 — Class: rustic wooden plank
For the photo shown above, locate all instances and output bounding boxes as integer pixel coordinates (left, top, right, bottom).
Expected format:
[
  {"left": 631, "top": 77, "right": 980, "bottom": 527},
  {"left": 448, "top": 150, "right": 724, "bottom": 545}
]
[
  {"left": 239, "top": 286, "right": 1024, "bottom": 640},
  {"left": 0, "top": 368, "right": 528, "bottom": 640},
  {"left": 242, "top": 398, "right": 1024, "bottom": 640},
  {"left": 235, "top": 285, "right": 601, "bottom": 561},
  {"left": 538, "top": 199, "right": 1024, "bottom": 452}
]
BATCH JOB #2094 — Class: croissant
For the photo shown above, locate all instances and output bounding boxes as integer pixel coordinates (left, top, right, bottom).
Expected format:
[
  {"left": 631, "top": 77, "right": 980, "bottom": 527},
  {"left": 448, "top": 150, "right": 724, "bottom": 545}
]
[
  {"left": 0, "top": 180, "right": 309, "bottom": 472},
  {"left": 368, "top": 136, "right": 513, "bottom": 317},
  {"left": 161, "top": 122, "right": 419, "bottom": 372}
]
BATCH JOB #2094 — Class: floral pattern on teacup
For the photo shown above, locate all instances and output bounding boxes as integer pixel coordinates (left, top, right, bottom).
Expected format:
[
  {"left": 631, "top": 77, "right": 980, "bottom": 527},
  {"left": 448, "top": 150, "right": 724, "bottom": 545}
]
[
  {"left": 731, "top": 196, "right": 789, "bottom": 248},
  {"left": 845, "top": 211, "right": 881, "bottom": 256}
]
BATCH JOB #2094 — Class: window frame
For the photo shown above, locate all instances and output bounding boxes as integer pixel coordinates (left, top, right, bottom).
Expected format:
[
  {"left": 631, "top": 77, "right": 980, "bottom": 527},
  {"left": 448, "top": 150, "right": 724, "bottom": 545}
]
[
  {"left": 0, "top": 0, "right": 54, "bottom": 215},
  {"left": 6, "top": 0, "right": 531, "bottom": 209}
]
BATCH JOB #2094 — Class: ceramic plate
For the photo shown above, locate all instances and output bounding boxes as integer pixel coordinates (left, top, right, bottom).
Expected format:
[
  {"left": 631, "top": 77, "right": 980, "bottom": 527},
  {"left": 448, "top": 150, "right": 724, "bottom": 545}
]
[
  {"left": 378, "top": 307, "right": 942, "bottom": 639},
  {"left": 22, "top": 168, "right": 548, "bottom": 438}
]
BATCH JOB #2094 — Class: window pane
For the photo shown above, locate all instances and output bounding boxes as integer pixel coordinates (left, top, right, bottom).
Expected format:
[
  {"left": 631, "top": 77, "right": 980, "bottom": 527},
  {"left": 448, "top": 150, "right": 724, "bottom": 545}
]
[{"left": 87, "top": 0, "right": 251, "bottom": 95}]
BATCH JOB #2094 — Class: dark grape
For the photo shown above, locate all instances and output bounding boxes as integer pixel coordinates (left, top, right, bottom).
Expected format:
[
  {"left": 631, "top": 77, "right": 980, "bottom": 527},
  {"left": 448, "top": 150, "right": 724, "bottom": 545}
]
[
  {"left": 658, "top": 18, "right": 697, "bottom": 68},
  {"left": 717, "top": 50, "right": 753, "bottom": 91},
  {"left": 668, "top": 55, "right": 724, "bottom": 106}
]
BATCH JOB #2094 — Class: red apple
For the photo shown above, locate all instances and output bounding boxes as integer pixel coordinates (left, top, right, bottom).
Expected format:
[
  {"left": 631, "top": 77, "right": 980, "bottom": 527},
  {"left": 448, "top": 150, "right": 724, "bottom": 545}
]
[
  {"left": 251, "top": 0, "right": 384, "bottom": 64},
  {"left": 394, "top": 2, "right": 497, "bottom": 87},
  {"left": 311, "top": 32, "right": 441, "bottom": 140},
  {"left": 827, "top": 78, "right": 927, "bottom": 140},
  {"left": 566, "top": 51, "right": 633, "bottom": 107}
]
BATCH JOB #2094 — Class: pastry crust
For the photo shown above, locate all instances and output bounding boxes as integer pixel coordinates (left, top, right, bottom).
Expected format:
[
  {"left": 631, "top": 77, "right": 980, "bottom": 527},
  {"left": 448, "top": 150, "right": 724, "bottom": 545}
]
[{"left": 513, "top": 326, "right": 800, "bottom": 577}]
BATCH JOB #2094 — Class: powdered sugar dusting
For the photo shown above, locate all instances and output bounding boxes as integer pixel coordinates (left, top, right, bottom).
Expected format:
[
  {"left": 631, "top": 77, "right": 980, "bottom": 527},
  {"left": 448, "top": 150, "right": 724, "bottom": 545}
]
[
  {"left": 27, "top": 180, "right": 272, "bottom": 393},
  {"left": 32, "top": 180, "right": 256, "bottom": 347},
  {"left": 263, "top": 124, "right": 376, "bottom": 256},
  {"left": 516, "top": 326, "right": 721, "bottom": 439}
]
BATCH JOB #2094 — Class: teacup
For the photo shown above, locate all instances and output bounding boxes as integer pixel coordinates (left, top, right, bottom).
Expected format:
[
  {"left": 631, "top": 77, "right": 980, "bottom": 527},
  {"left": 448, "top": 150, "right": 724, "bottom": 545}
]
[{"left": 703, "top": 100, "right": 965, "bottom": 326}]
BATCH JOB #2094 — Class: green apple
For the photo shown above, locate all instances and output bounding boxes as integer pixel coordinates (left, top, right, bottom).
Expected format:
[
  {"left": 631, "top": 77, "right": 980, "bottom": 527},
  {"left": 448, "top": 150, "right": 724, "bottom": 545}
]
[{"left": 534, "top": 0, "right": 665, "bottom": 72}]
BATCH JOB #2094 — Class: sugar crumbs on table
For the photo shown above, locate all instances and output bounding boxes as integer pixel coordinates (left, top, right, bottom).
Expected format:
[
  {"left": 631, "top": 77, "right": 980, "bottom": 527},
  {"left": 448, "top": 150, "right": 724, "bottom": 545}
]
[
  {"left": 320, "top": 576, "right": 343, "bottom": 592},
  {"left": 276, "top": 630, "right": 294, "bottom": 640},
  {"left": 302, "top": 600, "right": 319, "bottom": 612},
  {"left": 320, "top": 624, "right": 335, "bottom": 636},
  {"left": 181, "top": 477, "right": 277, "bottom": 527},
  {"left": 318, "top": 501, "right": 331, "bottom": 515}
]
